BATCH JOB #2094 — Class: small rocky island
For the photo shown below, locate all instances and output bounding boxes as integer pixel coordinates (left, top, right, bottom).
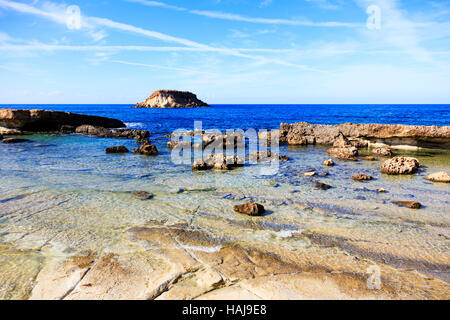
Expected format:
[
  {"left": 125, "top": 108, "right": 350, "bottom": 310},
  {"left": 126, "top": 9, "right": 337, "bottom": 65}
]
[{"left": 134, "top": 90, "right": 210, "bottom": 108}]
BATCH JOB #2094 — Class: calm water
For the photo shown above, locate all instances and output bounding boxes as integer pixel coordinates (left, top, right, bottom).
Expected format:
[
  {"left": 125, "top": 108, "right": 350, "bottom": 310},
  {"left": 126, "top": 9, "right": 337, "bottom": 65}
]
[{"left": 0, "top": 104, "right": 449, "bottom": 299}]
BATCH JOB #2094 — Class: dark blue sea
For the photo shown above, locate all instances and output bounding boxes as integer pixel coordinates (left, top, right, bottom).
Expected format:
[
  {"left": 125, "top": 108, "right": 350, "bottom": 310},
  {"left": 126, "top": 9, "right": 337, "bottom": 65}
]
[{"left": 1, "top": 104, "right": 449, "bottom": 134}]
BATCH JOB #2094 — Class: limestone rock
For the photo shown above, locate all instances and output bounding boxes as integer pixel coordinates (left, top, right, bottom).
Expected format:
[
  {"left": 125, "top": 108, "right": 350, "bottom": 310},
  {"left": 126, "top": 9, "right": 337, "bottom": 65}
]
[
  {"left": 280, "top": 122, "right": 450, "bottom": 149},
  {"left": 134, "top": 90, "right": 209, "bottom": 108},
  {"left": 425, "top": 171, "right": 450, "bottom": 183},
  {"left": 323, "top": 159, "right": 335, "bottom": 166},
  {"left": 381, "top": 157, "right": 419, "bottom": 175}
]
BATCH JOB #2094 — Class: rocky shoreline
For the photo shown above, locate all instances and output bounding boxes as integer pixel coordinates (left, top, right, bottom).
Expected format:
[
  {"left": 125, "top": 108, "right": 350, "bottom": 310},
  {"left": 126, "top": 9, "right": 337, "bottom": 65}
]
[{"left": 1, "top": 108, "right": 449, "bottom": 300}]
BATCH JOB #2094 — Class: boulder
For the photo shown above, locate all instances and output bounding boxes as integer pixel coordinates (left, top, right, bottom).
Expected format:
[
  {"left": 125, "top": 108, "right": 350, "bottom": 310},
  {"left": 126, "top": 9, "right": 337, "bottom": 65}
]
[
  {"left": 106, "top": 146, "right": 129, "bottom": 154},
  {"left": 381, "top": 157, "right": 419, "bottom": 175},
  {"left": 0, "top": 109, "right": 125, "bottom": 131},
  {"left": 234, "top": 202, "right": 265, "bottom": 216},
  {"left": 327, "top": 146, "right": 358, "bottom": 161},
  {"left": 323, "top": 159, "right": 335, "bottom": 166},
  {"left": 133, "top": 143, "right": 159, "bottom": 156},
  {"left": 425, "top": 172, "right": 450, "bottom": 183},
  {"left": 393, "top": 201, "right": 422, "bottom": 209},
  {"left": 352, "top": 174, "right": 373, "bottom": 181},
  {"left": 2, "top": 137, "right": 30, "bottom": 144},
  {"left": 134, "top": 90, "right": 209, "bottom": 108},
  {"left": 373, "top": 147, "right": 393, "bottom": 157},
  {"left": 76, "top": 125, "right": 112, "bottom": 137}
]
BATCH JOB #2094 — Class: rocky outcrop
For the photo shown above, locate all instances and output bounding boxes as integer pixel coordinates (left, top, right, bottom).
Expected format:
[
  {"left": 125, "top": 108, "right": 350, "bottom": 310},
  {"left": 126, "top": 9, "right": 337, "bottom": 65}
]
[
  {"left": 75, "top": 125, "right": 149, "bottom": 141},
  {"left": 381, "top": 157, "right": 420, "bottom": 175},
  {"left": 134, "top": 90, "right": 209, "bottom": 108},
  {"left": 193, "top": 154, "right": 244, "bottom": 171},
  {"left": 280, "top": 122, "right": 450, "bottom": 149},
  {"left": 425, "top": 172, "right": 450, "bottom": 183},
  {"left": 0, "top": 109, "right": 125, "bottom": 132},
  {"left": 234, "top": 202, "right": 265, "bottom": 216}
]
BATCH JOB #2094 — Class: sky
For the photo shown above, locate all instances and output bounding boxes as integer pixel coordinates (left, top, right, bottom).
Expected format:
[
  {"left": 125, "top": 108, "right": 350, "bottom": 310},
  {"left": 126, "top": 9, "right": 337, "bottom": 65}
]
[{"left": 0, "top": 0, "right": 449, "bottom": 104}]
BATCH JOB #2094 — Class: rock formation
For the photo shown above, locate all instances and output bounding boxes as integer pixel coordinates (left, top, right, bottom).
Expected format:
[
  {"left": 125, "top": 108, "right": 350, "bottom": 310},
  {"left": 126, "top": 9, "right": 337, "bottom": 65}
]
[
  {"left": 352, "top": 174, "right": 373, "bottom": 181},
  {"left": 133, "top": 143, "right": 159, "bottom": 156},
  {"left": 280, "top": 122, "right": 450, "bottom": 149},
  {"left": 134, "top": 90, "right": 209, "bottom": 108},
  {"left": 0, "top": 109, "right": 125, "bottom": 133}
]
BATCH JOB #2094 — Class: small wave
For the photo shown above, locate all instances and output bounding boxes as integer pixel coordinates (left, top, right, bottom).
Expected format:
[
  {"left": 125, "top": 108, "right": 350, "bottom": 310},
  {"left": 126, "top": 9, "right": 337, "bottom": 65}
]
[
  {"left": 180, "top": 245, "right": 222, "bottom": 253},
  {"left": 125, "top": 122, "right": 146, "bottom": 129},
  {"left": 271, "top": 229, "right": 303, "bottom": 238}
]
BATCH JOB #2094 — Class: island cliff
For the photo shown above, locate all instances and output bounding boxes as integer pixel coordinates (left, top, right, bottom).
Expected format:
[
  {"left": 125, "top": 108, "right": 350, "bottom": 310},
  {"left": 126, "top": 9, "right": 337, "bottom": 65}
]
[{"left": 134, "top": 90, "right": 210, "bottom": 108}]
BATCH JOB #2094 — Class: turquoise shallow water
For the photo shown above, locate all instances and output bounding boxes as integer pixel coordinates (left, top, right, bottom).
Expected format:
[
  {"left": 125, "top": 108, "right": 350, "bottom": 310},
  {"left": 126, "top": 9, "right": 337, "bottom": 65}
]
[{"left": 0, "top": 105, "right": 449, "bottom": 299}]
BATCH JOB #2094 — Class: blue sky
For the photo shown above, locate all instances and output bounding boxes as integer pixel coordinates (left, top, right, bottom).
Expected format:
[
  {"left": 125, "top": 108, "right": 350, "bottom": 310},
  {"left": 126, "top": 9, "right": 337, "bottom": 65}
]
[{"left": 0, "top": 0, "right": 449, "bottom": 104}]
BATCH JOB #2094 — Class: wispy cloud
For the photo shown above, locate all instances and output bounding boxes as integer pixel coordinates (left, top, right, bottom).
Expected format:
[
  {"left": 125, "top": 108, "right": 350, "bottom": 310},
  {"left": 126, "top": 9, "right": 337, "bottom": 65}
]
[
  {"left": 0, "top": 0, "right": 322, "bottom": 72},
  {"left": 123, "top": 0, "right": 361, "bottom": 27}
]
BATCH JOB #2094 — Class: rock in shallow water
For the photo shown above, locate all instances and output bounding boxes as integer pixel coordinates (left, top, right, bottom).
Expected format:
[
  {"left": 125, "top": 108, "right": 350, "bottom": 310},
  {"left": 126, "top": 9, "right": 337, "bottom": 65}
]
[
  {"left": 425, "top": 172, "right": 450, "bottom": 183},
  {"left": 352, "top": 174, "right": 373, "bottom": 181},
  {"left": 381, "top": 157, "right": 420, "bottom": 175},
  {"left": 106, "top": 146, "right": 129, "bottom": 154},
  {"left": 314, "top": 181, "right": 332, "bottom": 190},
  {"left": 373, "top": 147, "right": 393, "bottom": 157},
  {"left": 323, "top": 159, "right": 335, "bottom": 167},
  {"left": 133, "top": 143, "right": 159, "bottom": 156},
  {"left": 132, "top": 191, "right": 154, "bottom": 200},
  {"left": 393, "top": 201, "right": 422, "bottom": 209},
  {"left": 234, "top": 202, "right": 266, "bottom": 216},
  {"left": 327, "top": 147, "right": 358, "bottom": 161}
]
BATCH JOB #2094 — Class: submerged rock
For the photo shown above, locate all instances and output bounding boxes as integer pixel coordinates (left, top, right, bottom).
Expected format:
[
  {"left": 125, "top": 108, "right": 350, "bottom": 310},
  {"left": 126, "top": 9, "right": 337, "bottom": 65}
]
[
  {"left": 373, "top": 147, "right": 393, "bottom": 157},
  {"left": 133, "top": 143, "right": 159, "bottom": 156},
  {"left": 381, "top": 157, "right": 420, "bottom": 175},
  {"left": 361, "top": 156, "right": 377, "bottom": 161},
  {"left": 425, "top": 172, "right": 450, "bottom": 183},
  {"left": 134, "top": 90, "right": 209, "bottom": 108},
  {"left": 352, "top": 174, "right": 373, "bottom": 181},
  {"left": 323, "top": 159, "right": 335, "bottom": 166},
  {"left": 132, "top": 191, "right": 154, "bottom": 200},
  {"left": 106, "top": 146, "right": 129, "bottom": 154},
  {"left": 0, "top": 108, "right": 125, "bottom": 131},
  {"left": 234, "top": 202, "right": 266, "bottom": 216},
  {"left": 393, "top": 201, "right": 422, "bottom": 209},
  {"left": 314, "top": 181, "right": 332, "bottom": 190},
  {"left": 2, "top": 137, "right": 30, "bottom": 144}
]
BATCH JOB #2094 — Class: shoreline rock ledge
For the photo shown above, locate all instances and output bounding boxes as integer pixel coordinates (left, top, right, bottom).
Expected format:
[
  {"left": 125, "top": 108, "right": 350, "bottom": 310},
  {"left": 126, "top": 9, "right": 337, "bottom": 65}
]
[
  {"left": 0, "top": 109, "right": 125, "bottom": 133},
  {"left": 134, "top": 90, "right": 210, "bottom": 108}
]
